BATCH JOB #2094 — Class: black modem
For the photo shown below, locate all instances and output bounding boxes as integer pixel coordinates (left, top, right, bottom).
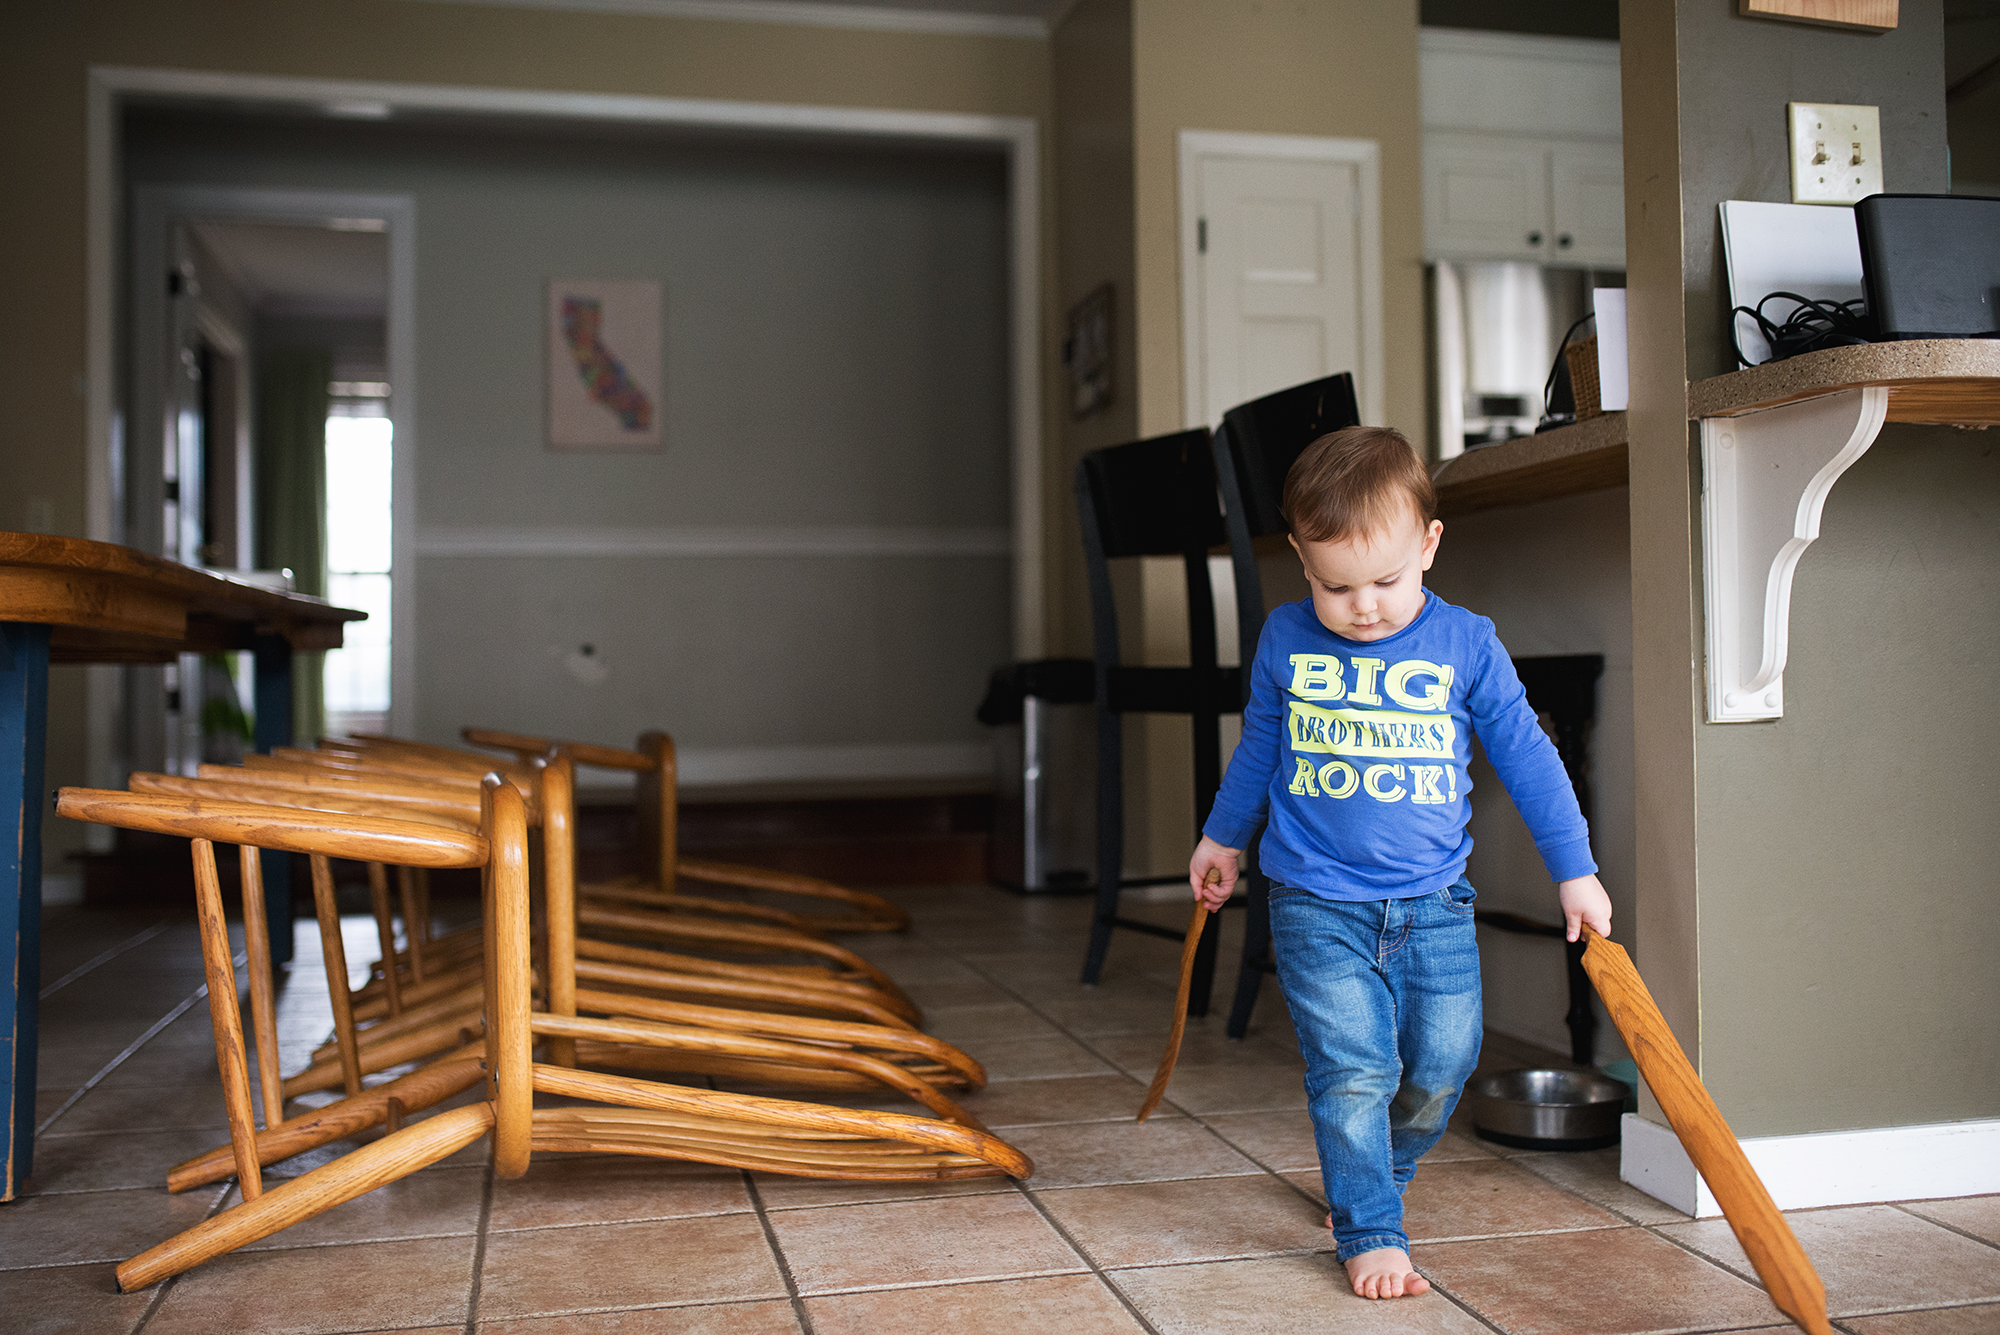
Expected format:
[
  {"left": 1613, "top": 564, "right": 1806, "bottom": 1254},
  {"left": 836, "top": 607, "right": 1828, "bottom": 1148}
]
[{"left": 1854, "top": 194, "right": 2000, "bottom": 340}]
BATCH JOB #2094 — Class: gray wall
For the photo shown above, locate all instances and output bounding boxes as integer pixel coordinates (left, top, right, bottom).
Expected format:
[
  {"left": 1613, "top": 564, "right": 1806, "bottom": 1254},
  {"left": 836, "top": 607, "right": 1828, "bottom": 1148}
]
[
  {"left": 1666, "top": 0, "right": 1999, "bottom": 1136},
  {"left": 127, "top": 110, "right": 1013, "bottom": 785},
  {"left": 1429, "top": 486, "right": 1635, "bottom": 1063},
  {"left": 1697, "top": 429, "right": 2000, "bottom": 1135}
]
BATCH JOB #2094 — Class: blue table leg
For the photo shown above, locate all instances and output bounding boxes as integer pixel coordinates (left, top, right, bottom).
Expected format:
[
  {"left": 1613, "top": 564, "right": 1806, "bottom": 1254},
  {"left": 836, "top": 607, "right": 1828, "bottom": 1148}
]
[
  {"left": 0, "top": 623, "right": 50, "bottom": 1200},
  {"left": 253, "top": 635, "right": 295, "bottom": 967}
]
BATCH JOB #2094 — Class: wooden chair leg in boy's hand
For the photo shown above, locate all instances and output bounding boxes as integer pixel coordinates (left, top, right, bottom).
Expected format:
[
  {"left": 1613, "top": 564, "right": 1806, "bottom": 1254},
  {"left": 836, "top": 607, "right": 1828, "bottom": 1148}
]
[{"left": 1580, "top": 929, "right": 1830, "bottom": 1335}]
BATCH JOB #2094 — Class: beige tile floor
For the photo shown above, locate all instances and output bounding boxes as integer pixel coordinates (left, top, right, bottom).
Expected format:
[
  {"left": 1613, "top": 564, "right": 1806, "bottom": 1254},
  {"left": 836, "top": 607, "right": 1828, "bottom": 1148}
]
[{"left": 12, "top": 889, "right": 2000, "bottom": 1334}]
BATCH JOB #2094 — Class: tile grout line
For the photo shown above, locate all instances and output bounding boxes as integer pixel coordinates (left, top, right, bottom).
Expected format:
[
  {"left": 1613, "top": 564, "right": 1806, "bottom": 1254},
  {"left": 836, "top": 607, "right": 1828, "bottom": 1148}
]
[
  {"left": 1888, "top": 1200, "right": 2000, "bottom": 1253},
  {"left": 35, "top": 951, "right": 245, "bottom": 1138},
  {"left": 1008, "top": 1178, "right": 1165, "bottom": 1335},
  {"left": 39, "top": 920, "right": 173, "bottom": 1000},
  {"left": 129, "top": 1174, "right": 239, "bottom": 1333},
  {"left": 461, "top": 1156, "right": 497, "bottom": 1335},
  {"left": 1640, "top": 1219, "right": 1772, "bottom": 1294},
  {"left": 741, "top": 1170, "right": 816, "bottom": 1334},
  {"left": 928, "top": 903, "right": 1700, "bottom": 1334}
]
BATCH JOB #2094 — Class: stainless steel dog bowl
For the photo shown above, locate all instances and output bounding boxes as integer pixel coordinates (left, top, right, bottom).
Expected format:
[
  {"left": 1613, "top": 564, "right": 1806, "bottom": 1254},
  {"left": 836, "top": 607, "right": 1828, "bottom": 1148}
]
[{"left": 1469, "top": 1068, "right": 1630, "bottom": 1151}]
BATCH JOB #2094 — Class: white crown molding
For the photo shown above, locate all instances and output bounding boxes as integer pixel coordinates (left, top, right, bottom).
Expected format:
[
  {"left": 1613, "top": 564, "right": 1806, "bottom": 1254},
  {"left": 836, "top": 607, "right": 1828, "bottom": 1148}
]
[
  {"left": 415, "top": 525, "right": 1012, "bottom": 558},
  {"left": 1623, "top": 1112, "right": 2000, "bottom": 1217},
  {"left": 403, "top": 0, "right": 1048, "bottom": 40},
  {"left": 93, "top": 66, "right": 1036, "bottom": 144}
]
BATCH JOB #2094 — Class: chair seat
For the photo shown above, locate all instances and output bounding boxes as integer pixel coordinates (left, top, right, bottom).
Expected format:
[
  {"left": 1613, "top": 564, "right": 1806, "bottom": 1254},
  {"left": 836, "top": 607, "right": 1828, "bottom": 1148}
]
[{"left": 1104, "top": 665, "right": 1244, "bottom": 715}]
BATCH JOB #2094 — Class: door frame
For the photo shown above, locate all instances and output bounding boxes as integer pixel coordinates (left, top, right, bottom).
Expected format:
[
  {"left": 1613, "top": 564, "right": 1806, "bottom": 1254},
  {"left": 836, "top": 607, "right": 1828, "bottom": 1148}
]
[
  {"left": 86, "top": 65, "right": 1044, "bottom": 781},
  {"left": 1177, "top": 129, "right": 1384, "bottom": 429}
]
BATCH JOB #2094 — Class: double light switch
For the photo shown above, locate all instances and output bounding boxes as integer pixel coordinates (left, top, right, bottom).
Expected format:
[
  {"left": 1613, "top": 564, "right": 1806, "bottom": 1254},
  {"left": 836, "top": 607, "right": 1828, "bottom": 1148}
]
[{"left": 1788, "top": 102, "right": 1883, "bottom": 205}]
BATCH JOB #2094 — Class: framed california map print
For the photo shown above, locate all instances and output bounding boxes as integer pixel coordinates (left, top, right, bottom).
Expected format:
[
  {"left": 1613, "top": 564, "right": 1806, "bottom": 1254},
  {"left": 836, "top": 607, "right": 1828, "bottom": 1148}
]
[{"left": 547, "top": 278, "right": 664, "bottom": 451}]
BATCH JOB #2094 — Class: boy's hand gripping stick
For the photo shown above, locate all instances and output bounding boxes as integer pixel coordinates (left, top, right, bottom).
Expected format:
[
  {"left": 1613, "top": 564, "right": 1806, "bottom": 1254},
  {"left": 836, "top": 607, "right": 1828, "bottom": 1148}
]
[
  {"left": 1135, "top": 870, "right": 1219, "bottom": 1122},
  {"left": 1580, "top": 928, "right": 1830, "bottom": 1335}
]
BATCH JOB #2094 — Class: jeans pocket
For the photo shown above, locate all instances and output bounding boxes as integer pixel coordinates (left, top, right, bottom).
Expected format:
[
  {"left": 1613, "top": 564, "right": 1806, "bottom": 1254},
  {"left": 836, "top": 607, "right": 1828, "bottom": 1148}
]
[
  {"left": 1268, "top": 885, "right": 1308, "bottom": 903},
  {"left": 1438, "top": 880, "right": 1477, "bottom": 916}
]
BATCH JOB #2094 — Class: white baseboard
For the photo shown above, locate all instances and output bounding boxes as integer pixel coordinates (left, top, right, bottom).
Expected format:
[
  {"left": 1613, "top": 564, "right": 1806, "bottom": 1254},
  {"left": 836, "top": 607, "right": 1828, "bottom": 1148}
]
[{"left": 1622, "top": 1112, "right": 2000, "bottom": 1217}]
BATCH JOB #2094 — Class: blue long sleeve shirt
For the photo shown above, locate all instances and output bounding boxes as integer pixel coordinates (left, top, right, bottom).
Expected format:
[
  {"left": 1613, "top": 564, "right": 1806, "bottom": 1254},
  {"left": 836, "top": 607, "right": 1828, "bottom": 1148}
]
[{"left": 1203, "top": 589, "right": 1595, "bottom": 901}]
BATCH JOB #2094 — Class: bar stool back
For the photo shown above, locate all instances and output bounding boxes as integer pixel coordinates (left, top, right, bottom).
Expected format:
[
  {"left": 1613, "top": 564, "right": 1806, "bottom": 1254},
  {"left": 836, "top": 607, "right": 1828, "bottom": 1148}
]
[{"left": 1210, "top": 371, "right": 1362, "bottom": 1036}]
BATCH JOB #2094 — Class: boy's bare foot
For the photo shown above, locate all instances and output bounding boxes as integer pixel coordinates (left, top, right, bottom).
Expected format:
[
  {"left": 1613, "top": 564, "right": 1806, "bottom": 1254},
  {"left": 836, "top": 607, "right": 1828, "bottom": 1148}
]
[{"left": 1343, "top": 1247, "right": 1430, "bottom": 1299}]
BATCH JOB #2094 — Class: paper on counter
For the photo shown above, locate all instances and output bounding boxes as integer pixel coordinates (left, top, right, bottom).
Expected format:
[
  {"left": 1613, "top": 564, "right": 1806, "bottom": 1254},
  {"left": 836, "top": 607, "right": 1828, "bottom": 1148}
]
[{"left": 1592, "top": 288, "right": 1629, "bottom": 413}]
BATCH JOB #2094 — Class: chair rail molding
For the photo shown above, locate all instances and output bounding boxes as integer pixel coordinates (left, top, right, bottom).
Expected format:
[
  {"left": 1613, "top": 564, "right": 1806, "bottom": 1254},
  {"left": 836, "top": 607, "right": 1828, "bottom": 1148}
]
[{"left": 1699, "top": 387, "right": 1888, "bottom": 723}]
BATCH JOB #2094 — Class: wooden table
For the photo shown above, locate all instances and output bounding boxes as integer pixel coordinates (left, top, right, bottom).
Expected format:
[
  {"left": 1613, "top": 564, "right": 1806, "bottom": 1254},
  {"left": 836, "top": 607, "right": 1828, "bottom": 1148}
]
[{"left": 0, "top": 533, "right": 363, "bottom": 1199}]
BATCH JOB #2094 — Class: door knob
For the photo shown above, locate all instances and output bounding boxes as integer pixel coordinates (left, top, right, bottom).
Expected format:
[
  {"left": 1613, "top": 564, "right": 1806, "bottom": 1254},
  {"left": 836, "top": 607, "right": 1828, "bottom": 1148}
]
[
  {"left": 1558, "top": 233, "right": 1575, "bottom": 248},
  {"left": 1526, "top": 230, "right": 1543, "bottom": 246}
]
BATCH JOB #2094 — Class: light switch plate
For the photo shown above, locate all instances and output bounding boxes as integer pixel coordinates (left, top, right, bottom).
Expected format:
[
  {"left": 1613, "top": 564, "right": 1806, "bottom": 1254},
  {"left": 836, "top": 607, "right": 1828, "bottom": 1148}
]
[{"left": 1789, "top": 103, "right": 1883, "bottom": 205}]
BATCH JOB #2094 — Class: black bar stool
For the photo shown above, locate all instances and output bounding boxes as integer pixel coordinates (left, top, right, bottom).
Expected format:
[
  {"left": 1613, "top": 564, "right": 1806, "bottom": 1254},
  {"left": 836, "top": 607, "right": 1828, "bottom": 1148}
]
[
  {"left": 1211, "top": 373, "right": 1361, "bottom": 1036},
  {"left": 1075, "top": 429, "right": 1239, "bottom": 1012}
]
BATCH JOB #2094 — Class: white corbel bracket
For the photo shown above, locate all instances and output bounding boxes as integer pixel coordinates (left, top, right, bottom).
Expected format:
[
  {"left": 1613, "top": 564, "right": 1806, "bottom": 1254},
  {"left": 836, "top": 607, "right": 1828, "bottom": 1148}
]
[{"left": 1700, "top": 386, "right": 1888, "bottom": 723}]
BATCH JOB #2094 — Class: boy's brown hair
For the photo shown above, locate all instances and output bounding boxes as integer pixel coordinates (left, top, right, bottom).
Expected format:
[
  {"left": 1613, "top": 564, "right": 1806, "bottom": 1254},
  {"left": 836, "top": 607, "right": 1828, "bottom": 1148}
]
[{"left": 1281, "top": 426, "right": 1436, "bottom": 545}]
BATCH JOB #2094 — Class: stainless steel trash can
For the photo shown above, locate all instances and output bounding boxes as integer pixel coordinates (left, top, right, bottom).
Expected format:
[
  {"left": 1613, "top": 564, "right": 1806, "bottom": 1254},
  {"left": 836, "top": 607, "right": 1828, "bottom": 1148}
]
[{"left": 978, "top": 660, "right": 1095, "bottom": 892}]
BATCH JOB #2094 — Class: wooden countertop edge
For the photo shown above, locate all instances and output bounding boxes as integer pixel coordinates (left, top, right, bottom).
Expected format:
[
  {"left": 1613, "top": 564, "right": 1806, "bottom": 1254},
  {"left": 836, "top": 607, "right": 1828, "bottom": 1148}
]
[
  {"left": 0, "top": 533, "right": 363, "bottom": 625},
  {"left": 1688, "top": 339, "right": 2000, "bottom": 418},
  {"left": 1432, "top": 412, "right": 1629, "bottom": 493},
  {"left": 1430, "top": 415, "right": 1631, "bottom": 520}
]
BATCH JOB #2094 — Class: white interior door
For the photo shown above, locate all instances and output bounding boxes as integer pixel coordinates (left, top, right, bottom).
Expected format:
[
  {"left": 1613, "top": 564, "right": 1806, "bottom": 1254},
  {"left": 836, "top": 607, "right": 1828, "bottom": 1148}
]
[{"left": 1181, "top": 133, "right": 1382, "bottom": 429}]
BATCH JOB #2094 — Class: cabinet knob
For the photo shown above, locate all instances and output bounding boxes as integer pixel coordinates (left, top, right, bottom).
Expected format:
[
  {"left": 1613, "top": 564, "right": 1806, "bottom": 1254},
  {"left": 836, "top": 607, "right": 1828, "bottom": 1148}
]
[
  {"left": 1558, "top": 233, "right": 1575, "bottom": 248},
  {"left": 1526, "top": 230, "right": 1544, "bottom": 246}
]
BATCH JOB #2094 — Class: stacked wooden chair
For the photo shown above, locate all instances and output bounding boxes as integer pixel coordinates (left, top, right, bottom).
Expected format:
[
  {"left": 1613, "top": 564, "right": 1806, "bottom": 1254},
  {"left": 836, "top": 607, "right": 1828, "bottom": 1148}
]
[
  {"left": 461, "top": 726, "right": 909, "bottom": 934},
  {"left": 132, "top": 745, "right": 976, "bottom": 1112},
  {"left": 56, "top": 778, "right": 1032, "bottom": 1290}
]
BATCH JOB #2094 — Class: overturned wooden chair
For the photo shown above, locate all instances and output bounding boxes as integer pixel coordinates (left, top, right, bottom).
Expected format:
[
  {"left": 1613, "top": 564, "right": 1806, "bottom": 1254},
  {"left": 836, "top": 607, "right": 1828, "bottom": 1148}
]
[
  {"left": 142, "top": 752, "right": 969, "bottom": 1116},
  {"left": 219, "top": 745, "right": 918, "bottom": 1012},
  {"left": 459, "top": 726, "right": 910, "bottom": 934},
  {"left": 55, "top": 779, "right": 1034, "bottom": 1292}
]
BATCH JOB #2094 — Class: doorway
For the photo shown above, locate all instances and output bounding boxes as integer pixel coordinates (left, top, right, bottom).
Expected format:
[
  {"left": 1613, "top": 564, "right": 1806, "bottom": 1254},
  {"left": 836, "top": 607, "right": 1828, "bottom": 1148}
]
[{"left": 127, "top": 186, "right": 414, "bottom": 773}]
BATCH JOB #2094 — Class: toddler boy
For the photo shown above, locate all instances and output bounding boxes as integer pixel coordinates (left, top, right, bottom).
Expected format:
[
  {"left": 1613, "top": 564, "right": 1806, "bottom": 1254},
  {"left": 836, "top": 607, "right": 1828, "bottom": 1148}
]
[{"left": 1188, "top": 426, "right": 1613, "bottom": 1300}]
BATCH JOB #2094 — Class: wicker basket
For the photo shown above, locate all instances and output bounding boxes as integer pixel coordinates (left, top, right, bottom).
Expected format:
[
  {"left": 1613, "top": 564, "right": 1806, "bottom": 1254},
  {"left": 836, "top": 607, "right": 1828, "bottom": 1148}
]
[{"left": 1565, "top": 335, "right": 1602, "bottom": 420}]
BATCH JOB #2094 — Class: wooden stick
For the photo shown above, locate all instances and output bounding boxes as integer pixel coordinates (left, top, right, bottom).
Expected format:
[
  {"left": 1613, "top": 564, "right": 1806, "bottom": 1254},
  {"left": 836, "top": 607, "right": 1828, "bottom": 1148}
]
[
  {"left": 1136, "top": 876, "right": 1218, "bottom": 1123},
  {"left": 308, "top": 855, "right": 363, "bottom": 1098},
  {"left": 397, "top": 865, "right": 426, "bottom": 982},
  {"left": 235, "top": 844, "right": 284, "bottom": 1129},
  {"left": 168, "top": 1055, "right": 486, "bottom": 1192},
  {"left": 365, "top": 862, "right": 402, "bottom": 1018},
  {"left": 190, "top": 838, "right": 264, "bottom": 1200},
  {"left": 1580, "top": 928, "right": 1830, "bottom": 1335},
  {"left": 119, "top": 1103, "right": 495, "bottom": 1291}
]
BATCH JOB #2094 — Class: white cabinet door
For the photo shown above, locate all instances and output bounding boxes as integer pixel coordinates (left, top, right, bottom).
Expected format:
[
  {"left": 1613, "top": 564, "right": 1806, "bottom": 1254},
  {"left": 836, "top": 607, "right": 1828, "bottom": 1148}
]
[
  {"left": 1549, "top": 139, "right": 1625, "bottom": 267},
  {"left": 1192, "top": 153, "right": 1370, "bottom": 426},
  {"left": 1423, "top": 132, "right": 1551, "bottom": 263}
]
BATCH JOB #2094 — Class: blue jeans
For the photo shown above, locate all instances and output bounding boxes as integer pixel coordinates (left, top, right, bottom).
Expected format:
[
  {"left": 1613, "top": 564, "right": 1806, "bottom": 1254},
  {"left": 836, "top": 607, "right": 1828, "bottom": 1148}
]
[{"left": 1269, "top": 875, "right": 1483, "bottom": 1263}]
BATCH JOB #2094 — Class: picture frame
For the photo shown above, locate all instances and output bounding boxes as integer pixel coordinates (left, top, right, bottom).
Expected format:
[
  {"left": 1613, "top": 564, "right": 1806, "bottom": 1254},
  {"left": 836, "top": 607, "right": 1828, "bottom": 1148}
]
[
  {"left": 547, "top": 277, "right": 664, "bottom": 451},
  {"left": 1064, "top": 283, "right": 1114, "bottom": 420}
]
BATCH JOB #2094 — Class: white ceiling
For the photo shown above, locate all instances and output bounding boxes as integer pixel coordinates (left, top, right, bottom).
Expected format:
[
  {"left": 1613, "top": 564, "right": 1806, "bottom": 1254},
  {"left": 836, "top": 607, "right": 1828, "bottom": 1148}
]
[{"left": 188, "top": 219, "right": 388, "bottom": 319}]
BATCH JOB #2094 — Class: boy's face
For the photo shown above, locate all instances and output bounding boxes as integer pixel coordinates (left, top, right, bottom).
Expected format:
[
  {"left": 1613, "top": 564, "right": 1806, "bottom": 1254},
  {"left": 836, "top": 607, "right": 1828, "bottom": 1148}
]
[{"left": 1289, "top": 508, "right": 1444, "bottom": 643}]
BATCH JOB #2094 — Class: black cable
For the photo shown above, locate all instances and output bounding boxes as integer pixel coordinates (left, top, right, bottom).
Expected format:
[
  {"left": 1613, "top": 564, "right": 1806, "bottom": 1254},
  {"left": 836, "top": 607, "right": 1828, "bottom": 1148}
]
[{"left": 1731, "top": 290, "right": 1874, "bottom": 366}]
